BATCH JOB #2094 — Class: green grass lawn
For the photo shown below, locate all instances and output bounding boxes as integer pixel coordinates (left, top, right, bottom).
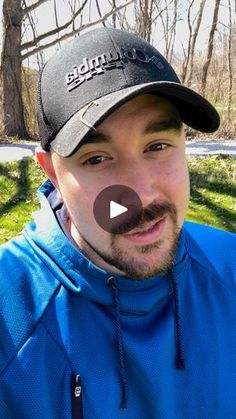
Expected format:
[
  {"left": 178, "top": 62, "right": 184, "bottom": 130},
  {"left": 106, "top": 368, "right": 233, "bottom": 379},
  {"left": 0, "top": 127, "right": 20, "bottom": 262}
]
[
  {"left": 0, "top": 156, "right": 235, "bottom": 244},
  {"left": 187, "top": 156, "right": 236, "bottom": 232}
]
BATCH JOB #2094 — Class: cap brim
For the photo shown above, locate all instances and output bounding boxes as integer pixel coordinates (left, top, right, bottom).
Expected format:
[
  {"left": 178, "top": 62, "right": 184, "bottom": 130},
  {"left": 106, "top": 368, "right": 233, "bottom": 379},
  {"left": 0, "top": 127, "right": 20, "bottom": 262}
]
[{"left": 51, "top": 81, "right": 220, "bottom": 157}]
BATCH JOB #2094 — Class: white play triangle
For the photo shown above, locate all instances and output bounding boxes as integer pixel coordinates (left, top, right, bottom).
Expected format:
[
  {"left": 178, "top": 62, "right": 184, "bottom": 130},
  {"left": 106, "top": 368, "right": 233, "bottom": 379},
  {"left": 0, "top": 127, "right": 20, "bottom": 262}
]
[{"left": 110, "top": 201, "right": 128, "bottom": 219}]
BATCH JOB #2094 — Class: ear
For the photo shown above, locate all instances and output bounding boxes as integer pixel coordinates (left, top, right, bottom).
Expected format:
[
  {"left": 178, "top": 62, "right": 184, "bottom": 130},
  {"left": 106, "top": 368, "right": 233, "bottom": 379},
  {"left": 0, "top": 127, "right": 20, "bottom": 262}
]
[{"left": 36, "top": 147, "right": 59, "bottom": 190}]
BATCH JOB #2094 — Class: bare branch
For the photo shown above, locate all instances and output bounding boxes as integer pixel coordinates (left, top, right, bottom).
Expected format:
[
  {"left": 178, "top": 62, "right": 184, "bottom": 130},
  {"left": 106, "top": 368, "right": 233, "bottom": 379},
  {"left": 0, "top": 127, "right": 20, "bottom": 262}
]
[
  {"left": 53, "top": 0, "right": 59, "bottom": 29},
  {"left": 168, "top": 0, "right": 178, "bottom": 63},
  {"left": 181, "top": 0, "right": 195, "bottom": 82},
  {"left": 95, "top": 0, "right": 106, "bottom": 27},
  {"left": 187, "top": 0, "right": 206, "bottom": 85},
  {"left": 22, "top": 0, "right": 48, "bottom": 16},
  {"left": 112, "top": 0, "right": 117, "bottom": 28},
  {"left": 116, "top": 7, "right": 130, "bottom": 31},
  {"left": 53, "top": 0, "right": 61, "bottom": 48},
  {"left": 21, "top": 0, "right": 89, "bottom": 51},
  {"left": 21, "top": 0, "right": 134, "bottom": 61},
  {"left": 22, "top": 0, "right": 45, "bottom": 68},
  {"left": 155, "top": 0, "right": 178, "bottom": 60}
]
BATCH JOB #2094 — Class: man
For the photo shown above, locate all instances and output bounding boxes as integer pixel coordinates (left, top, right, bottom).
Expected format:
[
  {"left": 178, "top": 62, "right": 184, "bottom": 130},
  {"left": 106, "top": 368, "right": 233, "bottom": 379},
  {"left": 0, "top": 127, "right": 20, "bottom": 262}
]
[{"left": 0, "top": 28, "right": 235, "bottom": 419}]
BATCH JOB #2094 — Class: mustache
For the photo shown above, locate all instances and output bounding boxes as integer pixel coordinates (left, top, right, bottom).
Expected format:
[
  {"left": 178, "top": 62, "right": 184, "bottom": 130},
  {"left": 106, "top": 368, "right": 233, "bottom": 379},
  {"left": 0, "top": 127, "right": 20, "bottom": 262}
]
[{"left": 111, "top": 201, "right": 177, "bottom": 235}]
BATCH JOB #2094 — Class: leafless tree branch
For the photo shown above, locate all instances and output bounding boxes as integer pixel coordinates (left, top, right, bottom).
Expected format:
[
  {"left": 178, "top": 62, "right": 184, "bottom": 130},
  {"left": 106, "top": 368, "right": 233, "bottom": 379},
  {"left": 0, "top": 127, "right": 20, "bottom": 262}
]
[
  {"left": 21, "top": 0, "right": 89, "bottom": 50},
  {"left": 95, "top": 0, "right": 106, "bottom": 27},
  {"left": 22, "top": 0, "right": 48, "bottom": 16},
  {"left": 21, "top": 0, "right": 134, "bottom": 61}
]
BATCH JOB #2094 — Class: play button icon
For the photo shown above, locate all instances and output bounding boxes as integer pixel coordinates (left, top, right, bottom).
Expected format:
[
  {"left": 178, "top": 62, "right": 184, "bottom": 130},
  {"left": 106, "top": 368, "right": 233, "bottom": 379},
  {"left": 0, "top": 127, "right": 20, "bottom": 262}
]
[
  {"left": 93, "top": 185, "right": 143, "bottom": 234},
  {"left": 110, "top": 201, "right": 128, "bottom": 219}
]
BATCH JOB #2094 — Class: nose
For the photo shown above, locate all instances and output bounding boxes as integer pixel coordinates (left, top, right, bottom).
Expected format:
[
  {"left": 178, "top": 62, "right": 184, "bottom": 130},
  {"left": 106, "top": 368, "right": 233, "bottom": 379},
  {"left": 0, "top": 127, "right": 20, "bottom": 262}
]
[{"left": 116, "top": 159, "right": 161, "bottom": 208}]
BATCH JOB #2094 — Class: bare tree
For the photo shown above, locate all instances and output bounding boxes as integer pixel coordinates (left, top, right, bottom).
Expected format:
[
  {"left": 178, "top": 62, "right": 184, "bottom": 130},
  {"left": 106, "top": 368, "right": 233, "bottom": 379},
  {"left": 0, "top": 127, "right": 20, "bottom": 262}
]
[
  {"left": 168, "top": 0, "right": 178, "bottom": 63},
  {"left": 21, "top": 1, "right": 133, "bottom": 60},
  {"left": 1, "top": 0, "right": 31, "bottom": 137},
  {"left": 112, "top": 0, "right": 117, "bottom": 28},
  {"left": 187, "top": 0, "right": 206, "bottom": 86},
  {"left": 135, "top": 0, "right": 155, "bottom": 42},
  {"left": 116, "top": 0, "right": 171, "bottom": 47},
  {"left": 95, "top": 0, "right": 106, "bottom": 27},
  {"left": 227, "top": 0, "right": 233, "bottom": 120},
  {"left": 181, "top": 0, "right": 206, "bottom": 85},
  {"left": 0, "top": 0, "right": 133, "bottom": 139},
  {"left": 181, "top": 0, "right": 194, "bottom": 83},
  {"left": 156, "top": 0, "right": 180, "bottom": 63},
  {"left": 201, "top": 0, "right": 221, "bottom": 95}
]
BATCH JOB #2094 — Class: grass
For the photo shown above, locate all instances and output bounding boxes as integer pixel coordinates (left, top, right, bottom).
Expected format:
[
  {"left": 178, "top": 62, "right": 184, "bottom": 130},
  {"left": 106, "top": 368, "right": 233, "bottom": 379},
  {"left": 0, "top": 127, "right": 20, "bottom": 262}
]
[
  {"left": 0, "top": 158, "right": 46, "bottom": 244},
  {"left": 0, "top": 156, "right": 235, "bottom": 245},
  {"left": 187, "top": 156, "right": 236, "bottom": 232}
]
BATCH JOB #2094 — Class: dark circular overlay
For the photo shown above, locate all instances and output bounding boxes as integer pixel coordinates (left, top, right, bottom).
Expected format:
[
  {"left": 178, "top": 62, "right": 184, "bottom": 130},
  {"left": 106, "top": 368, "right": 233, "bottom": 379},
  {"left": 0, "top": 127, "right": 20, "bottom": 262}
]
[{"left": 93, "top": 185, "right": 143, "bottom": 234}]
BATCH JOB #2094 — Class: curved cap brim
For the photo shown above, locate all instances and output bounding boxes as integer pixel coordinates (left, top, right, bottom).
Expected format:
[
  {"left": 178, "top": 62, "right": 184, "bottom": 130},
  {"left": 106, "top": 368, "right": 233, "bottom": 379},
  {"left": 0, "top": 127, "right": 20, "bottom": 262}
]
[{"left": 51, "top": 81, "right": 220, "bottom": 157}]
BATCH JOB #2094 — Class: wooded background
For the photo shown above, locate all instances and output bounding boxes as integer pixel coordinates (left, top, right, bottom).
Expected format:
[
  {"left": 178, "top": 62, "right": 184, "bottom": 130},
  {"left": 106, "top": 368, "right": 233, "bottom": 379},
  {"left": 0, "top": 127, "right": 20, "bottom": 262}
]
[{"left": 1, "top": 0, "right": 236, "bottom": 141}]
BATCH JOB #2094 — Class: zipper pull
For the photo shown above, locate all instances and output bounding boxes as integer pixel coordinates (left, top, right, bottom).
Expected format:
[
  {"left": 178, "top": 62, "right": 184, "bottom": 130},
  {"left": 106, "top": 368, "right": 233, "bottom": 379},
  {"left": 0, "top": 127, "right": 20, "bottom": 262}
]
[
  {"left": 74, "top": 374, "right": 82, "bottom": 398},
  {"left": 71, "top": 373, "right": 83, "bottom": 419}
]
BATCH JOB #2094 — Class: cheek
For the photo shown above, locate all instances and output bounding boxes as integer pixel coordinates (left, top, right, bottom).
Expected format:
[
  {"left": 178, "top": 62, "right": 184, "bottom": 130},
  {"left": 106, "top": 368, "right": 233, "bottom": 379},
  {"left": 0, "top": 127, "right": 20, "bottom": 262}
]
[
  {"left": 57, "top": 174, "right": 95, "bottom": 223},
  {"left": 160, "top": 159, "right": 190, "bottom": 207}
]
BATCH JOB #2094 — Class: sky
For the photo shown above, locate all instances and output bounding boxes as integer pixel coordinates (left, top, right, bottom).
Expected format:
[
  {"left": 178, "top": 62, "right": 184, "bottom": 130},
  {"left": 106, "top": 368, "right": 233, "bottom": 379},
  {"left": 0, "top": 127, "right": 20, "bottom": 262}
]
[{"left": 0, "top": 0, "right": 232, "bottom": 69}]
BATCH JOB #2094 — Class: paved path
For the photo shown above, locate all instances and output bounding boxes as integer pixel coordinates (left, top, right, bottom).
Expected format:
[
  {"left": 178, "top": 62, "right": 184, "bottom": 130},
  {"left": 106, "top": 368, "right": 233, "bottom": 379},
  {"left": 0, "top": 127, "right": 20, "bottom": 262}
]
[
  {"left": 0, "top": 140, "right": 236, "bottom": 162},
  {"left": 185, "top": 140, "right": 236, "bottom": 157},
  {"left": 0, "top": 143, "right": 38, "bottom": 162}
]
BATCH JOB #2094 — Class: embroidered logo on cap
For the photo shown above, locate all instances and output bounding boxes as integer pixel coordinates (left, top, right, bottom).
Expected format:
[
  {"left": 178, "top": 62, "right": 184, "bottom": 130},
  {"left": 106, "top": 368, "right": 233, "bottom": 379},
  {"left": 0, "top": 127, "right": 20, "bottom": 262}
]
[{"left": 65, "top": 47, "right": 165, "bottom": 92}]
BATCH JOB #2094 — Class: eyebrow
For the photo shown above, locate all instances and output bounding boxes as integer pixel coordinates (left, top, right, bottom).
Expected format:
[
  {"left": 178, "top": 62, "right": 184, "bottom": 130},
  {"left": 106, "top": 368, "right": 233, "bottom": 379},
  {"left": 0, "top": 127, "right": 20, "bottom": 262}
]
[
  {"left": 80, "top": 131, "right": 110, "bottom": 147},
  {"left": 79, "top": 117, "right": 182, "bottom": 149},
  {"left": 144, "top": 118, "right": 182, "bottom": 135}
]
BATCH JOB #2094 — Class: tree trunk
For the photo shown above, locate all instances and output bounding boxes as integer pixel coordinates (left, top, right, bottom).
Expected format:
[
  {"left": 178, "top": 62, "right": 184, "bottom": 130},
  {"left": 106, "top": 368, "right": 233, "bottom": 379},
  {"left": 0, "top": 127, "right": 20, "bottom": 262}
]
[
  {"left": 227, "top": 0, "right": 233, "bottom": 121},
  {"left": 181, "top": 0, "right": 194, "bottom": 83},
  {"left": 1, "top": 0, "right": 29, "bottom": 138},
  {"left": 187, "top": 0, "right": 206, "bottom": 86},
  {"left": 135, "top": 0, "right": 154, "bottom": 42},
  {"left": 201, "top": 0, "right": 221, "bottom": 96},
  {"left": 168, "top": 0, "right": 178, "bottom": 64}
]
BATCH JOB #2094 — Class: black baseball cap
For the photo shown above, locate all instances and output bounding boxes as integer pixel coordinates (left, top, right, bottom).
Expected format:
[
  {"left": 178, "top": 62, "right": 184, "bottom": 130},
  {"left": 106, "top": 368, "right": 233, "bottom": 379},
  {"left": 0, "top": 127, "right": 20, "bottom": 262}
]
[{"left": 38, "top": 27, "right": 220, "bottom": 157}]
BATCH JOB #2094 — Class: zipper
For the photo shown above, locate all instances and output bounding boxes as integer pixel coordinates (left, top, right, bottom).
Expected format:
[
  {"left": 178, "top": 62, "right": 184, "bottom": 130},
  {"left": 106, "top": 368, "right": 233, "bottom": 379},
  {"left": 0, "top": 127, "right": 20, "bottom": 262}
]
[{"left": 71, "top": 373, "right": 83, "bottom": 419}]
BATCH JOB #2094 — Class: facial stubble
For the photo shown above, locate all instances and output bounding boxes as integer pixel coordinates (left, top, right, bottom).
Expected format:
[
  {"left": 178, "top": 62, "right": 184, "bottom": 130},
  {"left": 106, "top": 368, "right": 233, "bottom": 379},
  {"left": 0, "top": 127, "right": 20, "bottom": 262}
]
[
  {"left": 75, "top": 203, "right": 181, "bottom": 280},
  {"left": 100, "top": 218, "right": 180, "bottom": 279}
]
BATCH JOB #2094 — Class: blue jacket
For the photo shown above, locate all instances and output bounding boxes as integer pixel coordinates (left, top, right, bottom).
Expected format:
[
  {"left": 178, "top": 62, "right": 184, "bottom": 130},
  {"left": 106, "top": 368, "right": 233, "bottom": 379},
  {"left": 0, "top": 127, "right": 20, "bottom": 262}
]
[{"left": 0, "top": 180, "right": 235, "bottom": 419}]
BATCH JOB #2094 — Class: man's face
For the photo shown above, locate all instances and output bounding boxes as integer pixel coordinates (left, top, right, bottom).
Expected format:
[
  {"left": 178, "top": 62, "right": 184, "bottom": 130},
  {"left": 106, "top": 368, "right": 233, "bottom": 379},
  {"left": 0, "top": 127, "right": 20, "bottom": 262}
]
[{"left": 48, "top": 94, "right": 190, "bottom": 279}]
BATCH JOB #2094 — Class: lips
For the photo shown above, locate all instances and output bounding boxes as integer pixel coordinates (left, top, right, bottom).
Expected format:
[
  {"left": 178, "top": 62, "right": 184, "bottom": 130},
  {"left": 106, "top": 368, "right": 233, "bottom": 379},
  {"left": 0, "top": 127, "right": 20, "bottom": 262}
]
[
  {"left": 123, "top": 217, "right": 166, "bottom": 245},
  {"left": 125, "top": 218, "right": 164, "bottom": 236}
]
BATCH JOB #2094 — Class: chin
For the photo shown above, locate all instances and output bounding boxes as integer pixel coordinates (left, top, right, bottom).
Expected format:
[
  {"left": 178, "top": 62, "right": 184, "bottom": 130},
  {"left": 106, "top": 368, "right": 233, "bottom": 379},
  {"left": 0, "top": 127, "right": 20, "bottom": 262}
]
[{"left": 108, "top": 238, "right": 179, "bottom": 279}]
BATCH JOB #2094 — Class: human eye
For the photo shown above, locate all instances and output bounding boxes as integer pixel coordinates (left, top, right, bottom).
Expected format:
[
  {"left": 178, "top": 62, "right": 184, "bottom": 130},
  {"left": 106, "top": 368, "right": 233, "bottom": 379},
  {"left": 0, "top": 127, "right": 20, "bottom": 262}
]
[
  {"left": 82, "top": 155, "right": 110, "bottom": 166},
  {"left": 144, "top": 142, "right": 169, "bottom": 153}
]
